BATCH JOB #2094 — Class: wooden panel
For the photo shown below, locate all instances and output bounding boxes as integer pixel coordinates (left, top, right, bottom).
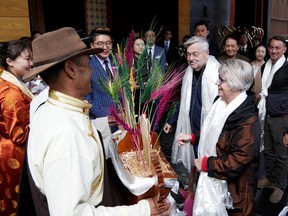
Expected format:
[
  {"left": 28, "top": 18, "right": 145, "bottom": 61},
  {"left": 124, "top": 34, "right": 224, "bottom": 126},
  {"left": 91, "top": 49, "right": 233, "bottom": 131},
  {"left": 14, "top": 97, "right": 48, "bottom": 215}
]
[
  {"left": 285, "top": 0, "right": 288, "bottom": 19},
  {"left": 271, "top": 19, "right": 288, "bottom": 36},
  {"left": 0, "top": 0, "right": 29, "bottom": 17},
  {"left": 270, "top": 0, "right": 288, "bottom": 36},
  {"left": 178, "top": 0, "right": 190, "bottom": 45},
  {"left": 230, "top": 0, "right": 235, "bottom": 26},
  {"left": 0, "top": 17, "right": 30, "bottom": 41}
]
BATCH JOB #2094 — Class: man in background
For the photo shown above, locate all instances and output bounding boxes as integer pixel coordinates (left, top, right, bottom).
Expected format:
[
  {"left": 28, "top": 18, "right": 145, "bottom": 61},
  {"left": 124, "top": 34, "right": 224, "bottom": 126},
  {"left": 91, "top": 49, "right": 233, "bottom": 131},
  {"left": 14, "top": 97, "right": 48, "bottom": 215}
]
[
  {"left": 144, "top": 30, "right": 167, "bottom": 75},
  {"left": 157, "top": 30, "right": 179, "bottom": 66},
  {"left": 217, "top": 34, "right": 251, "bottom": 64},
  {"left": 194, "top": 20, "right": 221, "bottom": 58},
  {"left": 238, "top": 32, "right": 253, "bottom": 60},
  {"left": 85, "top": 28, "right": 120, "bottom": 136},
  {"left": 257, "top": 35, "right": 288, "bottom": 204}
]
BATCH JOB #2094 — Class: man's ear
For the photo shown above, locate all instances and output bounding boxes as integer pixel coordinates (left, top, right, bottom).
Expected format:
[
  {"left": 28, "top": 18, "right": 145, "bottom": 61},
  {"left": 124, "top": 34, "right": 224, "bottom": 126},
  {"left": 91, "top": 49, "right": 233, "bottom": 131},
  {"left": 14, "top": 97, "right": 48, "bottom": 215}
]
[{"left": 63, "top": 60, "right": 76, "bottom": 79}]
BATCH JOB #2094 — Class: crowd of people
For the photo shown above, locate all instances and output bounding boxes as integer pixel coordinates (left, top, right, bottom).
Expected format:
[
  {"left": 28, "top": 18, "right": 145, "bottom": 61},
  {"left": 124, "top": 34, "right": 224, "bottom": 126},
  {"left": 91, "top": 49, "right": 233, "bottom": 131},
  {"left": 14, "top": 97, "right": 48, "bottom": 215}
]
[{"left": 0, "top": 19, "right": 288, "bottom": 216}]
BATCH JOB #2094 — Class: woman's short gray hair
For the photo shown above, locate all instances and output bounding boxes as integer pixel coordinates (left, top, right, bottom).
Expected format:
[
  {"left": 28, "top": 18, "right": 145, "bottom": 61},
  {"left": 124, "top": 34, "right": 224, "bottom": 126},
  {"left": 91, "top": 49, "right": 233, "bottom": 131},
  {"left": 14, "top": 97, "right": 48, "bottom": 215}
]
[
  {"left": 219, "top": 59, "right": 253, "bottom": 92},
  {"left": 184, "top": 36, "right": 209, "bottom": 51}
]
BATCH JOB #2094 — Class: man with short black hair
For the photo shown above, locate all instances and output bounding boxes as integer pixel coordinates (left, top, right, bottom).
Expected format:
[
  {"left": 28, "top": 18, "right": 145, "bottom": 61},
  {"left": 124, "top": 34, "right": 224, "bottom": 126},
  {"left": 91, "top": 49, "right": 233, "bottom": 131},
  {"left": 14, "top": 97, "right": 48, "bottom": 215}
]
[
  {"left": 238, "top": 32, "right": 253, "bottom": 60},
  {"left": 194, "top": 20, "right": 221, "bottom": 58},
  {"left": 157, "top": 30, "right": 178, "bottom": 66}
]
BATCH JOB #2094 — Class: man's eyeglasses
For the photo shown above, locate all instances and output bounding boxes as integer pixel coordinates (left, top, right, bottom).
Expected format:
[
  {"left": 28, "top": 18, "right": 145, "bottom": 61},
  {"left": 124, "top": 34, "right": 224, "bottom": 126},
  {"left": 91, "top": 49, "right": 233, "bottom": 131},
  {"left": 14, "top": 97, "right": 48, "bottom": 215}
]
[
  {"left": 93, "top": 41, "right": 113, "bottom": 48},
  {"left": 218, "top": 75, "right": 227, "bottom": 85},
  {"left": 185, "top": 50, "right": 206, "bottom": 58}
]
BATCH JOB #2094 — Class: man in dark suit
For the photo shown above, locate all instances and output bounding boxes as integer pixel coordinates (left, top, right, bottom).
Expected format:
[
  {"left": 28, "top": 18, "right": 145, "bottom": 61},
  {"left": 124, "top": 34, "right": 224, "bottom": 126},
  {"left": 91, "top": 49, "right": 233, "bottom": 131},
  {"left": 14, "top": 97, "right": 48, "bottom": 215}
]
[
  {"left": 157, "top": 30, "right": 179, "bottom": 66},
  {"left": 85, "top": 29, "right": 118, "bottom": 132},
  {"left": 144, "top": 30, "right": 167, "bottom": 74},
  {"left": 238, "top": 33, "right": 253, "bottom": 60}
]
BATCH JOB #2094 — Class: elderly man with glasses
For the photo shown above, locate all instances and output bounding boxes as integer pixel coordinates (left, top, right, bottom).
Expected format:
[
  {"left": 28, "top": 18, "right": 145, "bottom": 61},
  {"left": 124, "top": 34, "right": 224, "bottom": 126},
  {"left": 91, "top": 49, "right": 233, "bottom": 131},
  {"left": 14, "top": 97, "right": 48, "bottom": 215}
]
[{"left": 164, "top": 36, "right": 220, "bottom": 180}]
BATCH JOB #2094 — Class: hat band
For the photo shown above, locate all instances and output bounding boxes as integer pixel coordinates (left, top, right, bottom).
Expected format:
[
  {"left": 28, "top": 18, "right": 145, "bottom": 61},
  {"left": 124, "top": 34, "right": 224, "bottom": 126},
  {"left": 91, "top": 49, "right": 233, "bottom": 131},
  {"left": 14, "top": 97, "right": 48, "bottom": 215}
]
[{"left": 33, "top": 55, "right": 68, "bottom": 67}]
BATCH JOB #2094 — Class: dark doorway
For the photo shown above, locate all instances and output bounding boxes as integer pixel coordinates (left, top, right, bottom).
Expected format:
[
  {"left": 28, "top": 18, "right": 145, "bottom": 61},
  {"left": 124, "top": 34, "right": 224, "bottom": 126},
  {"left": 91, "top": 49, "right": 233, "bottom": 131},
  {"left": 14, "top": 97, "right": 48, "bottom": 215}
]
[
  {"left": 234, "top": 0, "right": 256, "bottom": 27},
  {"left": 43, "top": 0, "right": 85, "bottom": 32},
  {"left": 40, "top": 0, "right": 178, "bottom": 43},
  {"left": 108, "top": 0, "right": 178, "bottom": 44}
]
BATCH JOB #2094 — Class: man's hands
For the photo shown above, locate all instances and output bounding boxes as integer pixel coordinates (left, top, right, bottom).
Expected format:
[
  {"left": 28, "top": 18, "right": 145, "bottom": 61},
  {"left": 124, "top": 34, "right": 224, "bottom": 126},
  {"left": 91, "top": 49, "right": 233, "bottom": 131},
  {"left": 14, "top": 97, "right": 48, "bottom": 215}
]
[
  {"left": 163, "top": 123, "right": 172, "bottom": 133},
  {"left": 194, "top": 157, "right": 203, "bottom": 171},
  {"left": 146, "top": 196, "right": 172, "bottom": 216},
  {"left": 176, "top": 133, "right": 194, "bottom": 146},
  {"left": 107, "top": 116, "right": 117, "bottom": 126}
]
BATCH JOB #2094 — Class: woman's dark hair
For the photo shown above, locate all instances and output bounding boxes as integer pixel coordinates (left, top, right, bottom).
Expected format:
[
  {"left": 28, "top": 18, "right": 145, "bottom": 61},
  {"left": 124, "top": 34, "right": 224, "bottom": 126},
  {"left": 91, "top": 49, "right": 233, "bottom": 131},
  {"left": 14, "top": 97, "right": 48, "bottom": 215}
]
[
  {"left": 252, "top": 44, "right": 269, "bottom": 62},
  {"left": 0, "top": 40, "right": 31, "bottom": 70}
]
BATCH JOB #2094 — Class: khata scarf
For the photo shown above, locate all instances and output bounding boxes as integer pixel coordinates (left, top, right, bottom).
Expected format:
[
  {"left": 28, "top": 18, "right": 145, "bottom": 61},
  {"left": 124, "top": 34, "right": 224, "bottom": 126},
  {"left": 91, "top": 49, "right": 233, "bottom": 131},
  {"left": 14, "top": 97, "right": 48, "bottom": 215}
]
[
  {"left": 171, "top": 55, "right": 220, "bottom": 172},
  {"left": 193, "top": 91, "right": 247, "bottom": 216},
  {"left": 257, "top": 55, "right": 286, "bottom": 150}
]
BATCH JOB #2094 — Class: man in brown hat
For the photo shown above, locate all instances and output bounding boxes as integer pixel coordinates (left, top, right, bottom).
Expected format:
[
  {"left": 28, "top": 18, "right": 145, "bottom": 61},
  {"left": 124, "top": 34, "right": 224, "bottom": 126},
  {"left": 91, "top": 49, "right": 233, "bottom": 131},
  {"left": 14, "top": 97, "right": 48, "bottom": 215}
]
[{"left": 17, "top": 27, "right": 171, "bottom": 215}]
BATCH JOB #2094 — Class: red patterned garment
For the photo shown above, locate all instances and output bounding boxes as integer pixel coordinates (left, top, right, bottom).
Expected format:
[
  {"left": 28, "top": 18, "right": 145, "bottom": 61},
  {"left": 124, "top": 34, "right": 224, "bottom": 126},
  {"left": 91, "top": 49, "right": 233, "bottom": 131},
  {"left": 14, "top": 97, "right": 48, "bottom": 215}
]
[{"left": 0, "top": 74, "right": 32, "bottom": 215}]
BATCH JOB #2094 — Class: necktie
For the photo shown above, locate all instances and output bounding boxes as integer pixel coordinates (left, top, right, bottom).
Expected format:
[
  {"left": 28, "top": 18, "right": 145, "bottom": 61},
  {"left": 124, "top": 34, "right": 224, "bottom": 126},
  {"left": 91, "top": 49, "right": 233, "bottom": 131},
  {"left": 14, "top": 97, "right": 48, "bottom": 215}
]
[
  {"left": 103, "top": 60, "right": 112, "bottom": 79},
  {"left": 165, "top": 41, "right": 169, "bottom": 53},
  {"left": 147, "top": 48, "right": 152, "bottom": 71}
]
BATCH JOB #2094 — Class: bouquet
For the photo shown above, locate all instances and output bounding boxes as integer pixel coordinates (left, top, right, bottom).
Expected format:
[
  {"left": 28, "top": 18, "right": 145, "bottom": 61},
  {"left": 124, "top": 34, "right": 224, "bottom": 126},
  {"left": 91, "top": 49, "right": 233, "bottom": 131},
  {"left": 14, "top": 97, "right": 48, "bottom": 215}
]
[{"left": 101, "top": 31, "right": 185, "bottom": 203}]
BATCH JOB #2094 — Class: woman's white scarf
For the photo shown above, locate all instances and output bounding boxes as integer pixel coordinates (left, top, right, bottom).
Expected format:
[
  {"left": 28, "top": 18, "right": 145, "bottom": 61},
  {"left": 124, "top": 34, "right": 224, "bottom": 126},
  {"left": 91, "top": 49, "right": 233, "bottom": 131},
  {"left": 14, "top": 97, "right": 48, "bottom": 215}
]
[
  {"left": 171, "top": 56, "right": 219, "bottom": 171},
  {"left": 193, "top": 91, "right": 247, "bottom": 216},
  {"left": 0, "top": 70, "right": 34, "bottom": 99},
  {"left": 257, "top": 55, "right": 286, "bottom": 150}
]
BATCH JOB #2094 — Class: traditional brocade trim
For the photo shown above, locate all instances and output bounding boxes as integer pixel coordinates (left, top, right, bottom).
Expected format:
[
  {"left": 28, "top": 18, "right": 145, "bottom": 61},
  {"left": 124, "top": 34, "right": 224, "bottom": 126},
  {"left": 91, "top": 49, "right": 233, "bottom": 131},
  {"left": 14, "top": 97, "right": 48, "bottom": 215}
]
[
  {"left": 48, "top": 89, "right": 91, "bottom": 114},
  {"left": 0, "top": 70, "right": 34, "bottom": 99}
]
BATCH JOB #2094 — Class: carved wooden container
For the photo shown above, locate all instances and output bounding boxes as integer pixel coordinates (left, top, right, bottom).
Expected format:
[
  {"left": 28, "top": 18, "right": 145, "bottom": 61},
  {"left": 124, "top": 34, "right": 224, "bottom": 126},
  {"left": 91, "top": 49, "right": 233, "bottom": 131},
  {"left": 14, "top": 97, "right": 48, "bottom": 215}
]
[{"left": 117, "top": 131, "right": 177, "bottom": 207}]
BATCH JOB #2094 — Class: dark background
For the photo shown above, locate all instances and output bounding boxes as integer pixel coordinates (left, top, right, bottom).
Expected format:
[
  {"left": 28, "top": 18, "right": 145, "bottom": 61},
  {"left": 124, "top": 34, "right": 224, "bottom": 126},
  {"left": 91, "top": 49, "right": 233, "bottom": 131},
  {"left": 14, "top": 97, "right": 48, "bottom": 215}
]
[
  {"left": 43, "top": 0, "right": 177, "bottom": 45},
  {"left": 42, "top": 0, "right": 260, "bottom": 45}
]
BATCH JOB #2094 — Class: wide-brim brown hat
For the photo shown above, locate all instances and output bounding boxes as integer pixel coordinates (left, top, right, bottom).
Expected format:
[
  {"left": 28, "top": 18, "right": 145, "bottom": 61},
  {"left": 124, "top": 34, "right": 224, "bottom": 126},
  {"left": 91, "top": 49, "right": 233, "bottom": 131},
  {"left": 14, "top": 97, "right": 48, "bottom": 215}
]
[{"left": 23, "top": 27, "right": 103, "bottom": 80}]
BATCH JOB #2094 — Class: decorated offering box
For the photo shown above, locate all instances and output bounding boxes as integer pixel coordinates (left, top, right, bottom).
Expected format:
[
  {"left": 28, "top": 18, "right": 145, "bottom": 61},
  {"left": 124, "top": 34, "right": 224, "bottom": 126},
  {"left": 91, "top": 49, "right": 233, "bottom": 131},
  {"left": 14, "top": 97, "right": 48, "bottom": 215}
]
[{"left": 115, "top": 129, "right": 177, "bottom": 206}]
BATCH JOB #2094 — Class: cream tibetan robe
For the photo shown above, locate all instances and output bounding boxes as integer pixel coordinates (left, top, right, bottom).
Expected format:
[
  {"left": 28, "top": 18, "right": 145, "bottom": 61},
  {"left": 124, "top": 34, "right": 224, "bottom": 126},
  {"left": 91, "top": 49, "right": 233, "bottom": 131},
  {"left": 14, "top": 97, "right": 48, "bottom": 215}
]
[
  {"left": 27, "top": 90, "right": 149, "bottom": 216},
  {"left": 171, "top": 55, "right": 220, "bottom": 172}
]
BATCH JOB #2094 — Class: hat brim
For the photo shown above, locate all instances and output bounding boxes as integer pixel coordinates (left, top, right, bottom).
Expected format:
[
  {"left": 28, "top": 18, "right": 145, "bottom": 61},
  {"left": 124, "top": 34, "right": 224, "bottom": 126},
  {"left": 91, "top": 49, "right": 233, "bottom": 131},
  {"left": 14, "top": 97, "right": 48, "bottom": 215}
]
[{"left": 23, "top": 47, "right": 103, "bottom": 81}]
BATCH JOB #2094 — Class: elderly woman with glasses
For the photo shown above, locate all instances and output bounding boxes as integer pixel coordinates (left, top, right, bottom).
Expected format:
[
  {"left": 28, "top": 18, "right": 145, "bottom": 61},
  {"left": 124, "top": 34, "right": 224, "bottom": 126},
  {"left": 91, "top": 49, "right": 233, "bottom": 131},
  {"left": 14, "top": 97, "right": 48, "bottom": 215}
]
[{"left": 177, "top": 59, "right": 260, "bottom": 216}]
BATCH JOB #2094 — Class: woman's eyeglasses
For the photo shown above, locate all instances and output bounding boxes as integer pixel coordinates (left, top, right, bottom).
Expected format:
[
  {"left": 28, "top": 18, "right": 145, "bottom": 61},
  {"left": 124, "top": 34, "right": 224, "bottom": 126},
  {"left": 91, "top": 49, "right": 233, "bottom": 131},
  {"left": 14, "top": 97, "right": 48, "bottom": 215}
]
[{"left": 218, "top": 76, "right": 227, "bottom": 85}]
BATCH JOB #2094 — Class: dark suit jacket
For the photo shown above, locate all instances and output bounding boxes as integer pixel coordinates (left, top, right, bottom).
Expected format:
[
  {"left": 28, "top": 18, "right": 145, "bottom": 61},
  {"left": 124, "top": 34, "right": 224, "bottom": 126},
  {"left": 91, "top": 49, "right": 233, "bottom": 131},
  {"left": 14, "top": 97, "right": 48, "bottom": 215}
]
[
  {"left": 145, "top": 45, "right": 167, "bottom": 71},
  {"left": 85, "top": 55, "right": 117, "bottom": 118},
  {"left": 158, "top": 40, "right": 179, "bottom": 66},
  {"left": 238, "top": 43, "right": 253, "bottom": 61}
]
